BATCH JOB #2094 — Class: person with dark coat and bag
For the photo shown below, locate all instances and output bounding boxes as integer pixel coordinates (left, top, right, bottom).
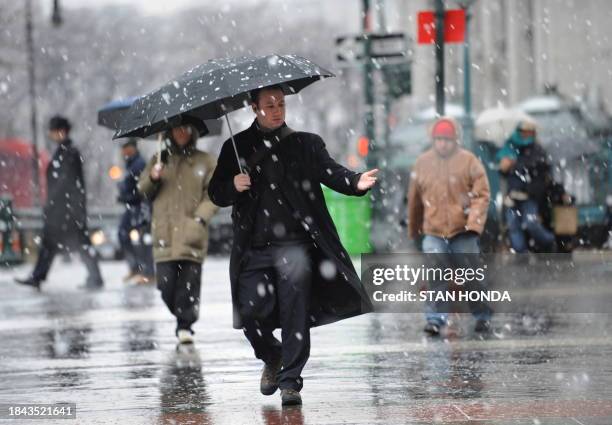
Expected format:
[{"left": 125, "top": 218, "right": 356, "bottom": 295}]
[
  {"left": 497, "top": 121, "right": 558, "bottom": 252},
  {"left": 15, "top": 116, "right": 104, "bottom": 290},
  {"left": 208, "top": 85, "right": 378, "bottom": 406},
  {"left": 117, "top": 138, "right": 154, "bottom": 284},
  {"left": 138, "top": 121, "right": 218, "bottom": 345}
]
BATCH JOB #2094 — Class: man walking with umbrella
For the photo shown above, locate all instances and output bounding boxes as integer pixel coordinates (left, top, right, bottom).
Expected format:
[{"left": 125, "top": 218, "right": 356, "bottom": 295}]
[
  {"left": 209, "top": 85, "right": 378, "bottom": 406},
  {"left": 15, "top": 116, "right": 104, "bottom": 290},
  {"left": 111, "top": 54, "right": 376, "bottom": 385}
]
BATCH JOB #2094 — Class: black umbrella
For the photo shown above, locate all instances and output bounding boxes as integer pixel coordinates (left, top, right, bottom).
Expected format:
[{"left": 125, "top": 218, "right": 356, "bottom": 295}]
[
  {"left": 98, "top": 96, "right": 223, "bottom": 136},
  {"left": 113, "top": 54, "right": 335, "bottom": 171}
]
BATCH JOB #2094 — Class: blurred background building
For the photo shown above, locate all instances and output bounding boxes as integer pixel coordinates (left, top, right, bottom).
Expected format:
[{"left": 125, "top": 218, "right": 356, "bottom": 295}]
[{"left": 390, "top": 0, "right": 612, "bottom": 116}]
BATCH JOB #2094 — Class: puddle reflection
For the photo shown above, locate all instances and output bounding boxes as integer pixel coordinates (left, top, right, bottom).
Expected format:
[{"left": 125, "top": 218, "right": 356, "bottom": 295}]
[{"left": 158, "top": 344, "right": 211, "bottom": 424}]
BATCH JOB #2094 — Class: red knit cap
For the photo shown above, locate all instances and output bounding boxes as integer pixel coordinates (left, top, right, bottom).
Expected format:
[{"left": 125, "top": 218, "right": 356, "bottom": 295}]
[{"left": 431, "top": 119, "right": 457, "bottom": 139}]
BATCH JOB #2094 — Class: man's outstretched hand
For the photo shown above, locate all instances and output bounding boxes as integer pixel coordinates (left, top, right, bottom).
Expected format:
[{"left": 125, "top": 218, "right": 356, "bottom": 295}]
[{"left": 357, "top": 168, "right": 378, "bottom": 191}]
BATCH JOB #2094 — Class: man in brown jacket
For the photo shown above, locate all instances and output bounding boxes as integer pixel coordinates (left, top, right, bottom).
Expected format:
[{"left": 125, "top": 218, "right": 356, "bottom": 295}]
[{"left": 407, "top": 117, "right": 492, "bottom": 335}]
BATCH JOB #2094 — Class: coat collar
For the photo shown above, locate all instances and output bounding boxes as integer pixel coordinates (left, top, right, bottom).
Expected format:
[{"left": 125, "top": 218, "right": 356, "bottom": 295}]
[
  {"left": 59, "top": 138, "right": 72, "bottom": 149},
  {"left": 251, "top": 119, "right": 288, "bottom": 144},
  {"left": 167, "top": 140, "right": 196, "bottom": 157},
  {"left": 53, "top": 138, "right": 72, "bottom": 156},
  {"left": 124, "top": 151, "right": 141, "bottom": 166}
]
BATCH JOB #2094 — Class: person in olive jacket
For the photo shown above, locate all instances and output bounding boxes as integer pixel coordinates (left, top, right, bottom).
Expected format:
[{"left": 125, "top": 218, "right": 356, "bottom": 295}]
[{"left": 138, "top": 121, "right": 218, "bottom": 344}]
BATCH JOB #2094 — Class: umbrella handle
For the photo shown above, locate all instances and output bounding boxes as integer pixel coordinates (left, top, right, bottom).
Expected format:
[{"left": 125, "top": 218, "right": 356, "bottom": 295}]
[
  {"left": 224, "top": 114, "right": 244, "bottom": 174},
  {"left": 157, "top": 133, "right": 162, "bottom": 165}
]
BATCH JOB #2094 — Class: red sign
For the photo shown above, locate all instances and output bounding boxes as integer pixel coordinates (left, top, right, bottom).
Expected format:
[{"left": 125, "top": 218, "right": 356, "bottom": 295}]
[
  {"left": 0, "top": 138, "right": 49, "bottom": 208},
  {"left": 417, "top": 9, "right": 466, "bottom": 44}
]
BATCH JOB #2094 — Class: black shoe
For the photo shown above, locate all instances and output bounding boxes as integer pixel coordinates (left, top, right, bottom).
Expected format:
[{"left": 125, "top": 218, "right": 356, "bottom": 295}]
[
  {"left": 474, "top": 319, "right": 492, "bottom": 333},
  {"left": 14, "top": 277, "right": 41, "bottom": 291},
  {"left": 260, "top": 358, "right": 282, "bottom": 396},
  {"left": 423, "top": 322, "right": 441, "bottom": 336},
  {"left": 281, "top": 389, "right": 302, "bottom": 406}
]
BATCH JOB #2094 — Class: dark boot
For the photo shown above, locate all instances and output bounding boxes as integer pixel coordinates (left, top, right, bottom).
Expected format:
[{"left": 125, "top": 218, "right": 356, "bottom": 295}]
[
  {"left": 78, "top": 279, "right": 104, "bottom": 291},
  {"left": 281, "top": 389, "right": 302, "bottom": 406},
  {"left": 474, "top": 319, "right": 492, "bottom": 333},
  {"left": 260, "top": 357, "right": 282, "bottom": 396},
  {"left": 423, "top": 322, "right": 441, "bottom": 336}
]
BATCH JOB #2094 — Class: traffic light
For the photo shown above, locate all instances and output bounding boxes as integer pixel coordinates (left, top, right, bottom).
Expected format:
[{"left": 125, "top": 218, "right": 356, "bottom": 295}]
[
  {"left": 358, "top": 136, "right": 369, "bottom": 157},
  {"left": 382, "top": 62, "right": 412, "bottom": 99}
]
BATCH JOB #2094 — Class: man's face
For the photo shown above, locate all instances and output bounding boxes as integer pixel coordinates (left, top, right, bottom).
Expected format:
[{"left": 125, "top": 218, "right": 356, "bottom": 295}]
[
  {"left": 171, "top": 126, "right": 192, "bottom": 146},
  {"left": 433, "top": 137, "right": 457, "bottom": 157},
  {"left": 48, "top": 129, "right": 67, "bottom": 143},
  {"left": 520, "top": 129, "right": 535, "bottom": 140},
  {"left": 252, "top": 88, "right": 285, "bottom": 130},
  {"left": 121, "top": 145, "right": 136, "bottom": 159}
]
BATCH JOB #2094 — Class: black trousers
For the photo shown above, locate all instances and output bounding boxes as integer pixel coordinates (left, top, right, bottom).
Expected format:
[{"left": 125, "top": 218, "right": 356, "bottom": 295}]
[
  {"left": 156, "top": 260, "right": 202, "bottom": 334},
  {"left": 118, "top": 210, "right": 139, "bottom": 274},
  {"left": 32, "top": 226, "right": 103, "bottom": 285},
  {"left": 238, "top": 242, "right": 313, "bottom": 392}
]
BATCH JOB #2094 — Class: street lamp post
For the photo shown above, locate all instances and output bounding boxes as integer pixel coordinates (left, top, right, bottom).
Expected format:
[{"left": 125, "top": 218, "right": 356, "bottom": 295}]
[
  {"left": 25, "top": 0, "right": 61, "bottom": 207},
  {"left": 434, "top": 0, "right": 445, "bottom": 116},
  {"left": 376, "top": 0, "right": 391, "bottom": 150},
  {"left": 362, "top": 0, "right": 382, "bottom": 251},
  {"left": 458, "top": 0, "right": 477, "bottom": 150},
  {"left": 52, "top": 0, "right": 62, "bottom": 26},
  {"left": 25, "top": 0, "right": 41, "bottom": 207},
  {"left": 363, "top": 0, "right": 375, "bottom": 174}
]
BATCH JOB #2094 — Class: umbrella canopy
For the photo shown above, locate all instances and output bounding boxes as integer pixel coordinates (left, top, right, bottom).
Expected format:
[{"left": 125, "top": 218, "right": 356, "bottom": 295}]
[
  {"left": 98, "top": 97, "right": 222, "bottom": 137},
  {"left": 98, "top": 96, "right": 139, "bottom": 130},
  {"left": 525, "top": 109, "right": 600, "bottom": 162},
  {"left": 518, "top": 96, "right": 600, "bottom": 162},
  {"left": 474, "top": 106, "right": 536, "bottom": 147},
  {"left": 112, "top": 54, "right": 334, "bottom": 140}
]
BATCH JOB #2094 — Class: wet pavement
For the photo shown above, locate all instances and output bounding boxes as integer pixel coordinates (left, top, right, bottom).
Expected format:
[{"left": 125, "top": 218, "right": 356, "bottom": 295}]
[{"left": 0, "top": 255, "right": 611, "bottom": 424}]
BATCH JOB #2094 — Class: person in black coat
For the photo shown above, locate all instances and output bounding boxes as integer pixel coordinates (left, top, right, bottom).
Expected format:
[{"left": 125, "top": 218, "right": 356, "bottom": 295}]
[
  {"left": 15, "top": 116, "right": 103, "bottom": 290},
  {"left": 208, "top": 85, "right": 378, "bottom": 406},
  {"left": 117, "top": 138, "right": 154, "bottom": 283}
]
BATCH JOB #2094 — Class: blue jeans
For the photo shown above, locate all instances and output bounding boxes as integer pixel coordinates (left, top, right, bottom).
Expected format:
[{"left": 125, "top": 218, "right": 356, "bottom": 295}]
[
  {"left": 422, "top": 233, "right": 492, "bottom": 325},
  {"left": 505, "top": 200, "right": 555, "bottom": 253},
  {"left": 118, "top": 208, "right": 154, "bottom": 276}
]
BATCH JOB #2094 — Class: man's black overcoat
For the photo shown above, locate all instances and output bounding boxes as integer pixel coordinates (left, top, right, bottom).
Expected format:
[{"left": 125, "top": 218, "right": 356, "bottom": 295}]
[
  {"left": 43, "top": 139, "right": 89, "bottom": 244},
  {"left": 208, "top": 121, "right": 373, "bottom": 329}
]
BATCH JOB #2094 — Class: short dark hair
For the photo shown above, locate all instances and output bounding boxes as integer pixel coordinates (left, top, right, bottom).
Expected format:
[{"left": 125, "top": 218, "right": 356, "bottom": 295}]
[
  {"left": 48, "top": 115, "right": 71, "bottom": 132},
  {"left": 121, "top": 138, "right": 138, "bottom": 149},
  {"left": 250, "top": 85, "right": 284, "bottom": 106}
]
